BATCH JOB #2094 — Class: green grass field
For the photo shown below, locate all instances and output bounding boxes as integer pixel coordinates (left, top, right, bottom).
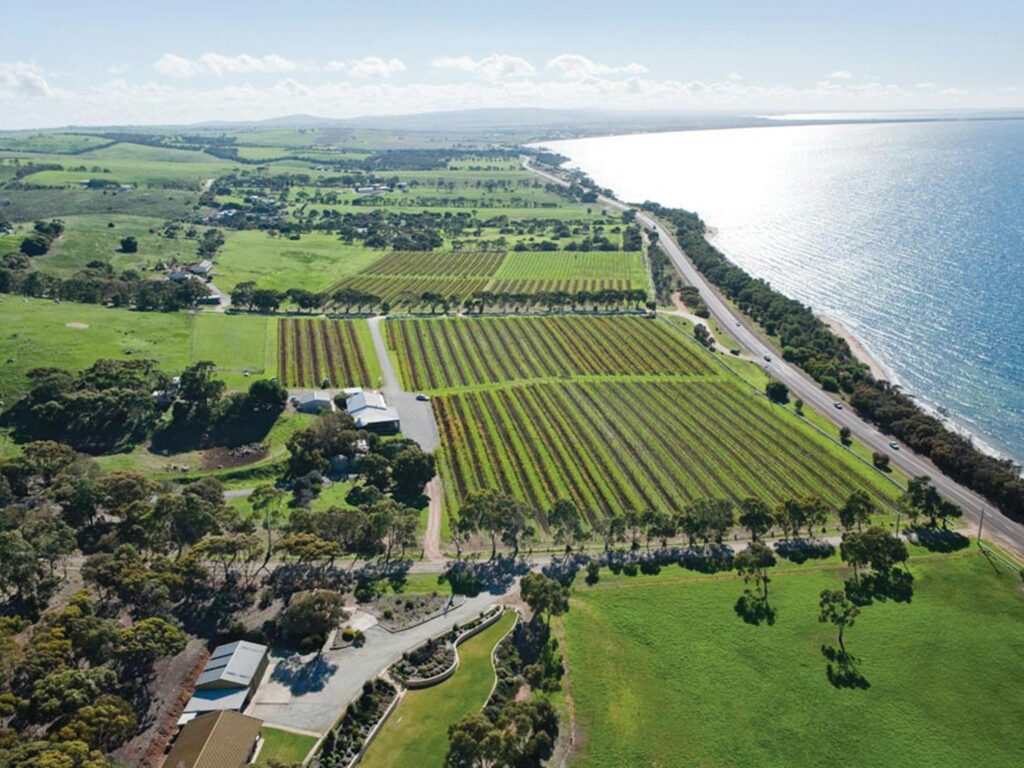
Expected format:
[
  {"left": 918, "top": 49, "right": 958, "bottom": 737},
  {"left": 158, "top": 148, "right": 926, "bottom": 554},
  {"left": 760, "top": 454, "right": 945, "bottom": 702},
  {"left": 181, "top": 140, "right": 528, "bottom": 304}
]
[
  {"left": 216, "top": 230, "right": 384, "bottom": 292},
  {"left": 30, "top": 214, "right": 202, "bottom": 276},
  {"left": 255, "top": 727, "right": 318, "bottom": 765},
  {"left": 564, "top": 550, "right": 1024, "bottom": 767},
  {"left": 361, "top": 611, "right": 516, "bottom": 768},
  {"left": 0, "top": 298, "right": 277, "bottom": 401}
]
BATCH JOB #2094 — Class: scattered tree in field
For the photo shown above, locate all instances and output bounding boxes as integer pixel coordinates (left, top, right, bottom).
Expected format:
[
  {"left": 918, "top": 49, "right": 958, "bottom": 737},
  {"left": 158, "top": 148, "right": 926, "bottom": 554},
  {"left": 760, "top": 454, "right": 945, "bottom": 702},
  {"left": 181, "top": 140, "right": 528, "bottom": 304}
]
[
  {"left": 819, "top": 588, "right": 860, "bottom": 659},
  {"left": 839, "top": 426, "right": 852, "bottom": 445},
  {"left": 119, "top": 236, "right": 138, "bottom": 253},
  {"left": 734, "top": 541, "right": 777, "bottom": 624}
]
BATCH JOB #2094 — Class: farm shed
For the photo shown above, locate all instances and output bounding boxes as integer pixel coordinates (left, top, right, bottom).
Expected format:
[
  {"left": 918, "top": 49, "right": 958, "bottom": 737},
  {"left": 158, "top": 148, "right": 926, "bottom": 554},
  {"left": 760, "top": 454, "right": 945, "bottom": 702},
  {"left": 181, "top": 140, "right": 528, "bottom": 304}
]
[
  {"left": 165, "top": 710, "right": 263, "bottom": 768},
  {"left": 346, "top": 390, "right": 400, "bottom": 432},
  {"left": 297, "top": 390, "right": 335, "bottom": 413},
  {"left": 179, "top": 641, "right": 268, "bottom": 724}
]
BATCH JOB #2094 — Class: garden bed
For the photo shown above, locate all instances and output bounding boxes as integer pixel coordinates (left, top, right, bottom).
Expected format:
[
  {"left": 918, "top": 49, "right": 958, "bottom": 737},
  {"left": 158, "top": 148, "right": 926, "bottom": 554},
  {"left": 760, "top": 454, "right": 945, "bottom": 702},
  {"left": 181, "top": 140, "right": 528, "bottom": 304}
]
[
  {"left": 365, "top": 593, "right": 457, "bottom": 632},
  {"left": 311, "top": 678, "right": 398, "bottom": 768}
]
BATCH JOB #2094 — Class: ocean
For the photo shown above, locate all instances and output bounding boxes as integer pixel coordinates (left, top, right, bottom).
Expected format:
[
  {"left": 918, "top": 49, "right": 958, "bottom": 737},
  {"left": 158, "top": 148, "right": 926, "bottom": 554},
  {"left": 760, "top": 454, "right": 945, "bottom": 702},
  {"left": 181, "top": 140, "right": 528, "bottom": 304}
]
[{"left": 545, "top": 118, "right": 1024, "bottom": 463}]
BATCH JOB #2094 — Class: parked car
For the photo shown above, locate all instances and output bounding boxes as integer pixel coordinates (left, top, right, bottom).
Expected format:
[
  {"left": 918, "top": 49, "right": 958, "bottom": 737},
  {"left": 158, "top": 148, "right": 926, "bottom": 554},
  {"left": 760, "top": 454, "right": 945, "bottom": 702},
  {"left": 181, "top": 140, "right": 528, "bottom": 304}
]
[{"left": 416, "top": 393, "right": 431, "bottom": 402}]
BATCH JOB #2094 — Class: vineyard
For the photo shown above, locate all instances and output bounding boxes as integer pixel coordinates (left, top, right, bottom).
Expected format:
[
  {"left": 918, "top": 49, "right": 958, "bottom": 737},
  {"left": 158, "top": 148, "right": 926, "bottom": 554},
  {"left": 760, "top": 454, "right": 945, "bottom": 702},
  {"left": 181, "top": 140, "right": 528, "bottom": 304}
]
[
  {"left": 361, "top": 250, "right": 504, "bottom": 277},
  {"left": 433, "top": 379, "right": 899, "bottom": 524},
  {"left": 277, "top": 318, "right": 378, "bottom": 388},
  {"left": 490, "top": 250, "right": 648, "bottom": 288},
  {"left": 385, "top": 315, "right": 716, "bottom": 390}
]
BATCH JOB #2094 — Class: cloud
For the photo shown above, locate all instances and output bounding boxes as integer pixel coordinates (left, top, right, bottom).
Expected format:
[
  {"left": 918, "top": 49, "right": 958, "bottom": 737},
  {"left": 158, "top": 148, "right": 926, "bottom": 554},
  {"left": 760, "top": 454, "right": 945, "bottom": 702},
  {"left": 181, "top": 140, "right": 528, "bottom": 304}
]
[
  {"left": 349, "top": 56, "right": 406, "bottom": 78},
  {"left": 546, "top": 54, "right": 648, "bottom": 80},
  {"left": 0, "top": 61, "right": 55, "bottom": 97},
  {"left": 432, "top": 54, "right": 535, "bottom": 80},
  {"left": 727, "top": 72, "right": 743, "bottom": 81},
  {"left": 828, "top": 70, "right": 853, "bottom": 80},
  {"left": 153, "top": 52, "right": 299, "bottom": 78},
  {"left": 916, "top": 81, "right": 937, "bottom": 89}
]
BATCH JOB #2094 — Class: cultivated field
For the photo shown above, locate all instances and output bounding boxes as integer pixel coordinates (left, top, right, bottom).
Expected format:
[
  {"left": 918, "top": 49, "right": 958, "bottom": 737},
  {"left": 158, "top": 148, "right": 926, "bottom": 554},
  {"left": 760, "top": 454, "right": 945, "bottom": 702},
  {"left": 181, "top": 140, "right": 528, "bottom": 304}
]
[
  {"left": 433, "top": 379, "right": 899, "bottom": 521},
  {"left": 276, "top": 317, "right": 379, "bottom": 388},
  {"left": 487, "top": 250, "right": 648, "bottom": 295},
  {"left": 564, "top": 551, "right": 1024, "bottom": 767},
  {"left": 361, "top": 249, "right": 504, "bottom": 277},
  {"left": 385, "top": 315, "right": 716, "bottom": 390}
]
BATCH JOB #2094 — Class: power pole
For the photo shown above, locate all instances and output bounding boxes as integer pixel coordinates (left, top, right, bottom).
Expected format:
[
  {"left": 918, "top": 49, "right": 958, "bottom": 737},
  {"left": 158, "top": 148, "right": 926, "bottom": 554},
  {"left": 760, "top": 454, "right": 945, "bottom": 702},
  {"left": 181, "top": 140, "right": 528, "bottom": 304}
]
[{"left": 977, "top": 507, "right": 986, "bottom": 544}]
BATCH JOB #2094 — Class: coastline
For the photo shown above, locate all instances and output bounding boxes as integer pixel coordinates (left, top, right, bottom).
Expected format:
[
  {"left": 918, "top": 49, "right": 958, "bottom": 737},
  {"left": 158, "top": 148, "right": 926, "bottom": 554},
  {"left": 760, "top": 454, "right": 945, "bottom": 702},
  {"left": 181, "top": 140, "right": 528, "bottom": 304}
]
[{"left": 816, "top": 313, "right": 889, "bottom": 382}]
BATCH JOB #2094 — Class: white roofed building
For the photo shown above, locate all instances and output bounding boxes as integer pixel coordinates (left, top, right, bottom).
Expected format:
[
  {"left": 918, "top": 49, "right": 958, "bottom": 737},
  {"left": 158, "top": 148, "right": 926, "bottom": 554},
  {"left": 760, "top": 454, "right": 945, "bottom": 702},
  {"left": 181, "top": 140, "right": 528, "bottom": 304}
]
[
  {"left": 179, "top": 641, "right": 268, "bottom": 724},
  {"left": 346, "top": 390, "right": 400, "bottom": 432},
  {"left": 296, "top": 390, "right": 335, "bottom": 413}
]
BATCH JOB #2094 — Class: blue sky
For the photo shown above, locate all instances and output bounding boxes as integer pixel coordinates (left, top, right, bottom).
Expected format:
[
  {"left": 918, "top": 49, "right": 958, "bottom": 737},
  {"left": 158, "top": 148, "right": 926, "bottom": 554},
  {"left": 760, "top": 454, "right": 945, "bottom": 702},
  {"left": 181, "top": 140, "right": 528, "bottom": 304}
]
[{"left": 2, "top": 0, "right": 1023, "bottom": 128}]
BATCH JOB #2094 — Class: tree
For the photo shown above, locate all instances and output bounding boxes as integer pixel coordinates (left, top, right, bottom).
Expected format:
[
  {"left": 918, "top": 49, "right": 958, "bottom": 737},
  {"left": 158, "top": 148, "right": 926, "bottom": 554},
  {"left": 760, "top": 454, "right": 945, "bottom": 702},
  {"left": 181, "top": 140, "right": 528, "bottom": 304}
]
[
  {"left": 839, "top": 426, "right": 852, "bottom": 445},
  {"left": 250, "top": 484, "right": 287, "bottom": 569},
  {"left": 0, "top": 530, "right": 43, "bottom": 602},
  {"left": 281, "top": 590, "right": 345, "bottom": 651},
  {"left": 801, "top": 496, "right": 830, "bottom": 538},
  {"left": 519, "top": 573, "right": 569, "bottom": 626},
  {"left": 390, "top": 447, "right": 436, "bottom": 499},
  {"left": 765, "top": 380, "right": 789, "bottom": 404},
  {"left": 119, "top": 236, "right": 138, "bottom": 254},
  {"left": 246, "top": 378, "right": 288, "bottom": 412},
  {"left": 818, "top": 589, "right": 860, "bottom": 658},
  {"left": 55, "top": 693, "right": 136, "bottom": 750},
  {"left": 177, "top": 360, "right": 225, "bottom": 417},
  {"left": 31, "top": 667, "right": 118, "bottom": 720},
  {"left": 738, "top": 497, "right": 773, "bottom": 541},
  {"left": 839, "top": 490, "right": 875, "bottom": 532},
  {"left": 23, "top": 440, "right": 77, "bottom": 483},
  {"left": 643, "top": 507, "right": 676, "bottom": 549},
  {"left": 733, "top": 541, "right": 776, "bottom": 624},
  {"left": 899, "top": 475, "right": 942, "bottom": 526},
  {"left": 359, "top": 453, "right": 392, "bottom": 491},
  {"left": 547, "top": 499, "right": 584, "bottom": 554},
  {"left": 446, "top": 713, "right": 502, "bottom": 768},
  {"left": 20, "top": 234, "right": 50, "bottom": 256},
  {"left": 116, "top": 617, "right": 186, "bottom": 670}
]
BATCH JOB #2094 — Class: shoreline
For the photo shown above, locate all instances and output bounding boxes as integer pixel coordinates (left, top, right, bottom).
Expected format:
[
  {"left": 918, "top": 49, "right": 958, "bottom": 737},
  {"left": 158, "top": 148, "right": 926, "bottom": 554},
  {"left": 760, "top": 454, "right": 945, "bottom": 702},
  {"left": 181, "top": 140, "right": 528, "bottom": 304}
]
[{"left": 815, "top": 313, "right": 889, "bottom": 382}]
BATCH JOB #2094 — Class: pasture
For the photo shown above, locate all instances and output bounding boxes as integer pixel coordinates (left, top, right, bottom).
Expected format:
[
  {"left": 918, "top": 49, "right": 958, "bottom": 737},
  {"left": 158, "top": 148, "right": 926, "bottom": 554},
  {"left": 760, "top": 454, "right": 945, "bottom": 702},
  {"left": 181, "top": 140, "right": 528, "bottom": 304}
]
[
  {"left": 276, "top": 318, "right": 379, "bottom": 388},
  {"left": 216, "top": 230, "right": 383, "bottom": 293},
  {"left": 360, "top": 611, "right": 516, "bottom": 768},
  {"left": 564, "top": 550, "right": 1024, "bottom": 768},
  {"left": 0, "top": 298, "right": 276, "bottom": 401}
]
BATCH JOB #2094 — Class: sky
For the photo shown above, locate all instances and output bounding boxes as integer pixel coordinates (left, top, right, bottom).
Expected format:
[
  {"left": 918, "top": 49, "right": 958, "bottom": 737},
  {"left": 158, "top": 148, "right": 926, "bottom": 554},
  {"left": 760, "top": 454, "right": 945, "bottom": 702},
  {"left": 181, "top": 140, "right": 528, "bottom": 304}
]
[{"left": 2, "top": 0, "right": 1023, "bottom": 129}]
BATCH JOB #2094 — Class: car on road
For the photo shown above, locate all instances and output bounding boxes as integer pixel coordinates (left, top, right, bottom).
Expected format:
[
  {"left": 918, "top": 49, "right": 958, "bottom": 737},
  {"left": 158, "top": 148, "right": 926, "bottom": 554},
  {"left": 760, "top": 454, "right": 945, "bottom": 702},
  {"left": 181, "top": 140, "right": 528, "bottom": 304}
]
[
  {"left": 415, "top": 393, "right": 431, "bottom": 402},
  {"left": 763, "top": 354, "right": 772, "bottom": 362},
  {"left": 889, "top": 441, "right": 900, "bottom": 450},
  {"left": 833, "top": 402, "right": 844, "bottom": 410}
]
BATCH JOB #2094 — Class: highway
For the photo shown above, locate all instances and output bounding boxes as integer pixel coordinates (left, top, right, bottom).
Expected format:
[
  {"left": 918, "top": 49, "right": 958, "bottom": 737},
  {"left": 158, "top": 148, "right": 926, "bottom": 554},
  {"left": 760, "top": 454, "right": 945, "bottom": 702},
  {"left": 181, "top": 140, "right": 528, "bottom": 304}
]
[{"left": 525, "top": 159, "right": 1024, "bottom": 559}]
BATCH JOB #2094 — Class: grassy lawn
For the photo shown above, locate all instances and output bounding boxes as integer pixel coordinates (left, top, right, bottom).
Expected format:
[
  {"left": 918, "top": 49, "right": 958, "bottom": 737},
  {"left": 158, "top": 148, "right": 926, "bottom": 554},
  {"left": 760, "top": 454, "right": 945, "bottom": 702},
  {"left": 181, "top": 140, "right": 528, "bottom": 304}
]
[
  {"left": 0, "top": 298, "right": 278, "bottom": 401},
  {"left": 564, "top": 549, "right": 1024, "bottom": 767},
  {"left": 256, "top": 727, "right": 317, "bottom": 765},
  {"left": 360, "top": 610, "right": 516, "bottom": 768},
  {"left": 216, "top": 230, "right": 384, "bottom": 293}
]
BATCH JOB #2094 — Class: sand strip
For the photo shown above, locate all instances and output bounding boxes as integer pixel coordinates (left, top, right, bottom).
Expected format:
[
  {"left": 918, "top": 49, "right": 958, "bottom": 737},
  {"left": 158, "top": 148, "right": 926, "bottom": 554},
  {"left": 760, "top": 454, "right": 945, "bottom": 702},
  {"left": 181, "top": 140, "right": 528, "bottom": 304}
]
[{"left": 818, "top": 314, "right": 887, "bottom": 380}]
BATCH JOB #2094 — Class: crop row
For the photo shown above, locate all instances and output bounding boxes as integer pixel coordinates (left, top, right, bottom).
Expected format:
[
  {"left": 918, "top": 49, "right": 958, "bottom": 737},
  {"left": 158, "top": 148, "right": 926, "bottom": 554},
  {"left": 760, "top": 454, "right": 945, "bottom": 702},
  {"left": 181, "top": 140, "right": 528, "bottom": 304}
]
[
  {"left": 486, "top": 278, "right": 640, "bottom": 294},
  {"left": 433, "top": 380, "right": 897, "bottom": 524},
  {"left": 278, "top": 318, "right": 374, "bottom": 388},
  {"left": 331, "top": 274, "right": 490, "bottom": 306},
  {"left": 491, "top": 250, "right": 647, "bottom": 284},
  {"left": 361, "top": 250, "right": 505, "bottom": 277},
  {"left": 386, "top": 315, "right": 716, "bottom": 390}
]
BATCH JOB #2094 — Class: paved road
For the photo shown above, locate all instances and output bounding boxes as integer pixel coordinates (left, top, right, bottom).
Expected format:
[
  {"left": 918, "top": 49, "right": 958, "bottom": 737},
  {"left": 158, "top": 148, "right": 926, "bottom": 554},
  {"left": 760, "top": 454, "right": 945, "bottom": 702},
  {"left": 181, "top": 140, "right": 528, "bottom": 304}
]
[
  {"left": 367, "top": 316, "right": 439, "bottom": 452},
  {"left": 526, "top": 159, "right": 1024, "bottom": 558},
  {"left": 247, "top": 591, "right": 498, "bottom": 733}
]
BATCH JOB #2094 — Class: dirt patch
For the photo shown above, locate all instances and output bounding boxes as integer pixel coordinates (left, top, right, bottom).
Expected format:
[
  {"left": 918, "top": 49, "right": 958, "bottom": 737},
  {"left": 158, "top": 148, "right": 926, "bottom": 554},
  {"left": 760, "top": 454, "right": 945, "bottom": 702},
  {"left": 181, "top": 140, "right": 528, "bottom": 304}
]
[
  {"left": 112, "top": 637, "right": 208, "bottom": 768},
  {"left": 65, "top": 322, "right": 89, "bottom": 329},
  {"left": 200, "top": 442, "right": 268, "bottom": 470}
]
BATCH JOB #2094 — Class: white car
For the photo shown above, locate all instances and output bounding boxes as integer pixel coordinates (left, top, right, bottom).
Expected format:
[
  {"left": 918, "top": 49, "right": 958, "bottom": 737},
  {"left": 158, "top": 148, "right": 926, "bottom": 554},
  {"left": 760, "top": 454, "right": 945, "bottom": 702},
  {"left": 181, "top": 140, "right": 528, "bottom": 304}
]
[
  {"left": 889, "top": 441, "right": 900, "bottom": 450},
  {"left": 833, "top": 402, "right": 844, "bottom": 410}
]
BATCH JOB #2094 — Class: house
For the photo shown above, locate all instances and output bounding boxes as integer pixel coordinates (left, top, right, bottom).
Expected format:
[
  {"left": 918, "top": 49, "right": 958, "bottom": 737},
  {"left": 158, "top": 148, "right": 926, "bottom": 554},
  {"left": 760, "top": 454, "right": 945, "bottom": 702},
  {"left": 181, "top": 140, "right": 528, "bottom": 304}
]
[
  {"left": 168, "top": 270, "right": 192, "bottom": 283},
  {"left": 296, "top": 390, "right": 335, "bottom": 413},
  {"left": 179, "top": 641, "right": 268, "bottom": 724},
  {"left": 346, "top": 390, "right": 400, "bottom": 432},
  {"left": 189, "top": 260, "right": 214, "bottom": 277},
  {"left": 164, "top": 711, "right": 263, "bottom": 768}
]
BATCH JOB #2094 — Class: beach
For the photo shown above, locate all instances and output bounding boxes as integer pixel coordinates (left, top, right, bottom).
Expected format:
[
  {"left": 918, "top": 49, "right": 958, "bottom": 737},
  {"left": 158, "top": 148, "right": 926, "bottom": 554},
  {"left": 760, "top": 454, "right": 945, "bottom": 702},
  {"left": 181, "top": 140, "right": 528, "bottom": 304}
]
[{"left": 816, "top": 314, "right": 888, "bottom": 381}]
